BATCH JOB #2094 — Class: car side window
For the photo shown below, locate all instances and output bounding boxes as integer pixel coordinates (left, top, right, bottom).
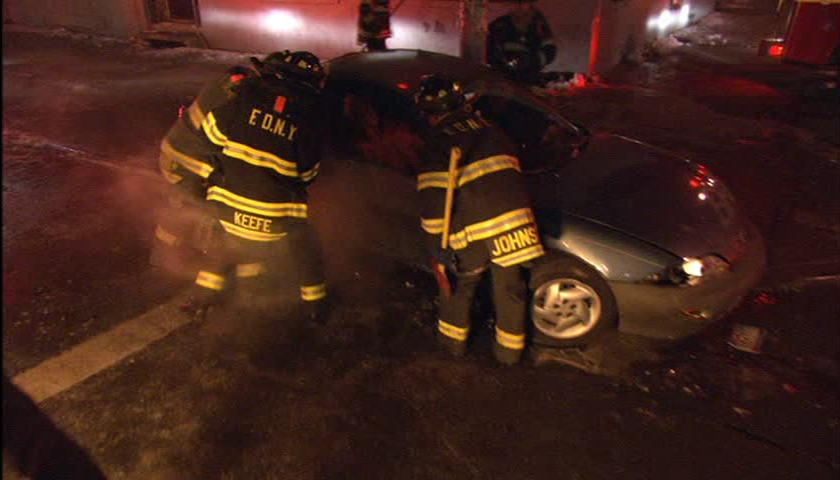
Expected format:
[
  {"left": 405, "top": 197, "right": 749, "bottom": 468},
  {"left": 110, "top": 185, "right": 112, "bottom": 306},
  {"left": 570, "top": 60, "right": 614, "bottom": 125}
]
[
  {"left": 342, "top": 88, "right": 424, "bottom": 174},
  {"left": 475, "top": 94, "right": 576, "bottom": 173}
]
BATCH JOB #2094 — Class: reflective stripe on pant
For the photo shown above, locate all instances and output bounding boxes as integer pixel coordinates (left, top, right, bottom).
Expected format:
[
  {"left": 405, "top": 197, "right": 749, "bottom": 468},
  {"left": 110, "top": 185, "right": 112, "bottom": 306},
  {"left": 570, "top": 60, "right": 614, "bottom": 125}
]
[
  {"left": 153, "top": 189, "right": 217, "bottom": 252},
  {"left": 490, "top": 265, "right": 527, "bottom": 356},
  {"left": 438, "top": 269, "right": 482, "bottom": 345},
  {"left": 150, "top": 188, "right": 220, "bottom": 276},
  {"left": 195, "top": 219, "right": 326, "bottom": 303},
  {"left": 438, "top": 263, "right": 527, "bottom": 357},
  {"left": 286, "top": 222, "right": 327, "bottom": 303}
]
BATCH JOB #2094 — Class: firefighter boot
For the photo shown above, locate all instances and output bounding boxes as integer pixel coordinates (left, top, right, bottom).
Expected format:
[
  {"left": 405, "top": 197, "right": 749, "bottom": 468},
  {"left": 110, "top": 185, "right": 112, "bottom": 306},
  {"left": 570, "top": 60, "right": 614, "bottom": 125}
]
[
  {"left": 437, "top": 330, "right": 467, "bottom": 357},
  {"left": 301, "top": 298, "right": 330, "bottom": 325},
  {"left": 493, "top": 341, "right": 523, "bottom": 366},
  {"left": 179, "top": 286, "right": 219, "bottom": 321}
]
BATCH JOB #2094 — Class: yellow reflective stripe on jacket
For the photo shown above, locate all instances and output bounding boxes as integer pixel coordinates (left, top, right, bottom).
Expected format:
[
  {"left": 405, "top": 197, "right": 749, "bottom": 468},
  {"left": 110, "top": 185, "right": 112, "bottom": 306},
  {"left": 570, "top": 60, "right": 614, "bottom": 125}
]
[
  {"left": 495, "top": 326, "right": 525, "bottom": 350},
  {"left": 204, "top": 112, "right": 307, "bottom": 180},
  {"left": 154, "top": 225, "right": 179, "bottom": 246},
  {"left": 463, "top": 208, "right": 535, "bottom": 243},
  {"left": 219, "top": 220, "right": 289, "bottom": 242},
  {"left": 300, "top": 163, "right": 320, "bottom": 183},
  {"left": 417, "top": 155, "right": 521, "bottom": 191},
  {"left": 417, "top": 171, "right": 449, "bottom": 190},
  {"left": 438, "top": 320, "right": 469, "bottom": 341},
  {"left": 300, "top": 283, "right": 327, "bottom": 301},
  {"left": 160, "top": 138, "right": 214, "bottom": 178},
  {"left": 206, "top": 186, "right": 308, "bottom": 218},
  {"left": 161, "top": 169, "right": 183, "bottom": 184},
  {"left": 159, "top": 153, "right": 184, "bottom": 184},
  {"left": 459, "top": 155, "right": 520, "bottom": 185},
  {"left": 187, "top": 103, "right": 205, "bottom": 130},
  {"left": 420, "top": 218, "right": 468, "bottom": 248},
  {"left": 202, "top": 112, "right": 229, "bottom": 147},
  {"left": 421, "top": 217, "right": 444, "bottom": 234},
  {"left": 223, "top": 140, "right": 300, "bottom": 179},
  {"left": 422, "top": 208, "right": 536, "bottom": 251},
  {"left": 492, "top": 244, "right": 546, "bottom": 267},
  {"left": 235, "top": 262, "right": 265, "bottom": 277},
  {"left": 196, "top": 270, "right": 225, "bottom": 291}
]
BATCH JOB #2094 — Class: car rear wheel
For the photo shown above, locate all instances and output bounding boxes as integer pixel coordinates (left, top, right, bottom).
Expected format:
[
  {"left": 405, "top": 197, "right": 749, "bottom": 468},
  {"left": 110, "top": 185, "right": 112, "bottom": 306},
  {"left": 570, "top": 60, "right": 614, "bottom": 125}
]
[{"left": 529, "top": 254, "right": 617, "bottom": 347}]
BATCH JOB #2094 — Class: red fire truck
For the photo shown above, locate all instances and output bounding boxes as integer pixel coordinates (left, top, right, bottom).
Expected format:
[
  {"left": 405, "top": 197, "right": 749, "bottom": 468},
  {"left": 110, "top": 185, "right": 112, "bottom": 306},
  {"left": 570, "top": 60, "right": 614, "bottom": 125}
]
[{"left": 763, "top": 0, "right": 840, "bottom": 65}]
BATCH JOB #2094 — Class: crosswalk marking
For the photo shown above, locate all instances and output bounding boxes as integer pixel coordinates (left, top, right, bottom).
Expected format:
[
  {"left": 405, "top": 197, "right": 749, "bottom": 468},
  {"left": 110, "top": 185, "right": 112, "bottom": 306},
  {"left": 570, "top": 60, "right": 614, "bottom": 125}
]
[{"left": 12, "top": 297, "right": 191, "bottom": 404}]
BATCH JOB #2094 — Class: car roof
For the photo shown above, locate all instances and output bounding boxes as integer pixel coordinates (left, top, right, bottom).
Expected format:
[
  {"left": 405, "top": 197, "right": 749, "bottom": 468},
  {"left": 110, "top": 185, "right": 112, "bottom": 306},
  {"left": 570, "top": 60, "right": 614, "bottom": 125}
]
[
  {"left": 325, "top": 49, "right": 586, "bottom": 138},
  {"left": 326, "top": 49, "right": 507, "bottom": 96}
]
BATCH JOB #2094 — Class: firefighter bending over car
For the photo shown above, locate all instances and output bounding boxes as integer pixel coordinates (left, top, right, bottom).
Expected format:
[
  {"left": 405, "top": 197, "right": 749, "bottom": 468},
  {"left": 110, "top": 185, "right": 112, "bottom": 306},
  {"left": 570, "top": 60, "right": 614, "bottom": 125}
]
[
  {"left": 413, "top": 74, "right": 546, "bottom": 365},
  {"left": 153, "top": 50, "right": 329, "bottom": 322},
  {"left": 152, "top": 63, "right": 250, "bottom": 290}
]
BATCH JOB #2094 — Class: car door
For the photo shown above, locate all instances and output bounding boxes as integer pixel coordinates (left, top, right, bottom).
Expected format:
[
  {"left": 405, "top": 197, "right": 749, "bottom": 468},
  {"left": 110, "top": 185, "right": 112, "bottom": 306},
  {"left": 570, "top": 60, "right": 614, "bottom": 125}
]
[{"left": 320, "top": 82, "right": 428, "bottom": 268}]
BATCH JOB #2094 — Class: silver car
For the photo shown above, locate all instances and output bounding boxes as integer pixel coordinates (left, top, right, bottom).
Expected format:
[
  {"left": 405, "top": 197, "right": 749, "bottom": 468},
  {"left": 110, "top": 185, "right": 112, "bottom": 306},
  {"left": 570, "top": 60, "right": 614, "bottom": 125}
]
[{"left": 323, "top": 49, "right": 766, "bottom": 347}]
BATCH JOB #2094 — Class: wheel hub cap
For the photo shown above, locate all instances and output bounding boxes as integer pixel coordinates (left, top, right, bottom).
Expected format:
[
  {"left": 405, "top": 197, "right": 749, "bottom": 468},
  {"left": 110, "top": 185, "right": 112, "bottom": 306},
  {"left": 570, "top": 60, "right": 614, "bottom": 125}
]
[{"left": 531, "top": 278, "right": 601, "bottom": 339}]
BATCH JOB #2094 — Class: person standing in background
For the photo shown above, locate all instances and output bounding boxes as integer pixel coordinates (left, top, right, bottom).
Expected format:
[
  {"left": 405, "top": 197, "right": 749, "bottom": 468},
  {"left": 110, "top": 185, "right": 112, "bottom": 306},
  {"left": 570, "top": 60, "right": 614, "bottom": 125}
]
[
  {"left": 486, "top": 0, "right": 557, "bottom": 85},
  {"left": 357, "top": 0, "right": 392, "bottom": 51}
]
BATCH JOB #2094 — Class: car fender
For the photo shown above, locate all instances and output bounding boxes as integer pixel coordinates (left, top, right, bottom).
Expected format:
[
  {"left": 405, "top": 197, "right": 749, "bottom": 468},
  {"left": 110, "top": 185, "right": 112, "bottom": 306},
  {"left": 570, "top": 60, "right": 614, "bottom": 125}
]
[{"left": 534, "top": 210, "right": 682, "bottom": 283}]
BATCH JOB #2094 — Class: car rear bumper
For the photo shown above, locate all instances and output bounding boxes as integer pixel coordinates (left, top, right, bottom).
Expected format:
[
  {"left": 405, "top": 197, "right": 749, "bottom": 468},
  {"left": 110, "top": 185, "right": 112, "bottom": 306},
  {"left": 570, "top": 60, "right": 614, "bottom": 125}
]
[{"left": 610, "top": 223, "right": 767, "bottom": 341}]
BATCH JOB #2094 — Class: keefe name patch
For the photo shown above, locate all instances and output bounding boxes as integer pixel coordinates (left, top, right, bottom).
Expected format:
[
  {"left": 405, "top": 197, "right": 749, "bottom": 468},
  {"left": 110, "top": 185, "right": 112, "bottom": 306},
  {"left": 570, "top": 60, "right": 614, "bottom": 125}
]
[{"left": 234, "top": 211, "right": 273, "bottom": 232}]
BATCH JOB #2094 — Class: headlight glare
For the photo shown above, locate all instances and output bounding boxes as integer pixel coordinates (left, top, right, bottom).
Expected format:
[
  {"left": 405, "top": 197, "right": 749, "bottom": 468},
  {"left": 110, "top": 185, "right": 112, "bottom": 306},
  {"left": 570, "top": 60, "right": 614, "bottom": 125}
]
[
  {"left": 682, "top": 258, "right": 704, "bottom": 277},
  {"left": 679, "top": 255, "right": 730, "bottom": 285},
  {"left": 646, "top": 254, "right": 730, "bottom": 286}
]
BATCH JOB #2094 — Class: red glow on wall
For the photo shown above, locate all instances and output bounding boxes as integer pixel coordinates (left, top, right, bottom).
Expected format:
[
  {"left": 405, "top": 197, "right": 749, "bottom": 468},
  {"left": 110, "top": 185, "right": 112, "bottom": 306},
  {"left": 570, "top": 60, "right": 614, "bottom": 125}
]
[
  {"left": 588, "top": 1, "right": 602, "bottom": 77},
  {"left": 397, "top": 82, "right": 410, "bottom": 90}
]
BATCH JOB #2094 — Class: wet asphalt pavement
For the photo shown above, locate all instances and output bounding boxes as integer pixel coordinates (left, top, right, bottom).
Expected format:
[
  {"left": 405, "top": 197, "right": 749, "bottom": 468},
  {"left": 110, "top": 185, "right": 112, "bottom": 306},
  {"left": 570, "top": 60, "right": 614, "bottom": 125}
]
[{"left": 3, "top": 8, "right": 839, "bottom": 480}]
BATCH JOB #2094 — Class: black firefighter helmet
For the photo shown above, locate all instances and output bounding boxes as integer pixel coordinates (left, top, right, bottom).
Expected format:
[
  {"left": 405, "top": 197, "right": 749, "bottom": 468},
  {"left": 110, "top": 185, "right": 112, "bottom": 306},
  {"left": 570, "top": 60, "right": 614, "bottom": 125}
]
[
  {"left": 250, "top": 50, "right": 325, "bottom": 90},
  {"left": 413, "top": 74, "right": 466, "bottom": 115}
]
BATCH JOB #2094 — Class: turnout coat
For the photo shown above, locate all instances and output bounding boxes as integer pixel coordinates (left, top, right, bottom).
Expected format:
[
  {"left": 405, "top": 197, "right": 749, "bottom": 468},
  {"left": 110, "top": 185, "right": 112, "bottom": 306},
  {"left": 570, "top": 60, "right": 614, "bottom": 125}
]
[
  {"left": 162, "top": 72, "right": 323, "bottom": 243},
  {"left": 417, "top": 109, "right": 545, "bottom": 271},
  {"left": 199, "top": 77, "right": 323, "bottom": 242}
]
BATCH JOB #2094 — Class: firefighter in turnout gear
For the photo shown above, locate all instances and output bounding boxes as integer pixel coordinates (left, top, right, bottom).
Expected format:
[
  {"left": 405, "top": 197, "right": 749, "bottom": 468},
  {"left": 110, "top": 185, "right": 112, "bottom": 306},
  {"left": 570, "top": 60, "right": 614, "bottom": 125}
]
[
  {"left": 357, "top": 0, "right": 391, "bottom": 51},
  {"left": 487, "top": 0, "right": 557, "bottom": 86},
  {"left": 157, "top": 50, "right": 329, "bottom": 321},
  {"left": 152, "top": 64, "right": 253, "bottom": 285},
  {"left": 413, "top": 74, "right": 545, "bottom": 365}
]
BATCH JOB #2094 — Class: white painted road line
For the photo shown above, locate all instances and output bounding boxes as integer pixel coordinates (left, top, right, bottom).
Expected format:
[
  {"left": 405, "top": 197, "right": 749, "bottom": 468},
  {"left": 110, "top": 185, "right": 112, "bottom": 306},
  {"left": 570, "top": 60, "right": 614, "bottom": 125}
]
[{"left": 12, "top": 298, "right": 191, "bottom": 404}]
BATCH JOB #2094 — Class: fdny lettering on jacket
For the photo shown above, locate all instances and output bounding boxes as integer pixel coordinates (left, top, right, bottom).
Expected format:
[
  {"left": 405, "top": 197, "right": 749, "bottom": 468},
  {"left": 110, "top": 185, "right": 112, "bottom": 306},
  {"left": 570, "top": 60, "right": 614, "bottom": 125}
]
[
  {"left": 443, "top": 116, "right": 492, "bottom": 136},
  {"left": 234, "top": 211, "right": 273, "bottom": 232},
  {"left": 490, "top": 225, "right": 539, "bottom": 257},
  {"left": 248, "top": 108, "right": 299, "bottom": 141}
]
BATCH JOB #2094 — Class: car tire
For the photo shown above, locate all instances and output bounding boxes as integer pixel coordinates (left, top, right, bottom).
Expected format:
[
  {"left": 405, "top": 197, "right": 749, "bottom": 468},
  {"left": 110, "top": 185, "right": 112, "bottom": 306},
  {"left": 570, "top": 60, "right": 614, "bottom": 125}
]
[{"left": 528, "top": 253, "right": 618, "bottom": 347}]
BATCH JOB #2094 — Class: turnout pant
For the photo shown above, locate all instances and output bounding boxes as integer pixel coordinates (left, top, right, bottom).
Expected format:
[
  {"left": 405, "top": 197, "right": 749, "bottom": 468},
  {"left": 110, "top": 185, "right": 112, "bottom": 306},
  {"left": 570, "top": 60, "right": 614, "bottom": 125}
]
[
  {"left": 150, "top": 188, "right": 217, "bottom": 276},
  {"left": 437, "top": 263, "right": 528, "bottom": 364},
  {"left": 192, "top": 220, "right": 327, "bottom": 314}
]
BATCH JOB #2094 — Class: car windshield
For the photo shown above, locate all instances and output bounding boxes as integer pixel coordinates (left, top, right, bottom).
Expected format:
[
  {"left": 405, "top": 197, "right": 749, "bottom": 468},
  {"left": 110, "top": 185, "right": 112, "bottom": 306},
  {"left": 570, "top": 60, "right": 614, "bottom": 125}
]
[
  {"left": 472, "top": 93, "right": 581, "bottom": 173},
  {"left": 329, "top": 55, "right": 588, "bottom": 175}
]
